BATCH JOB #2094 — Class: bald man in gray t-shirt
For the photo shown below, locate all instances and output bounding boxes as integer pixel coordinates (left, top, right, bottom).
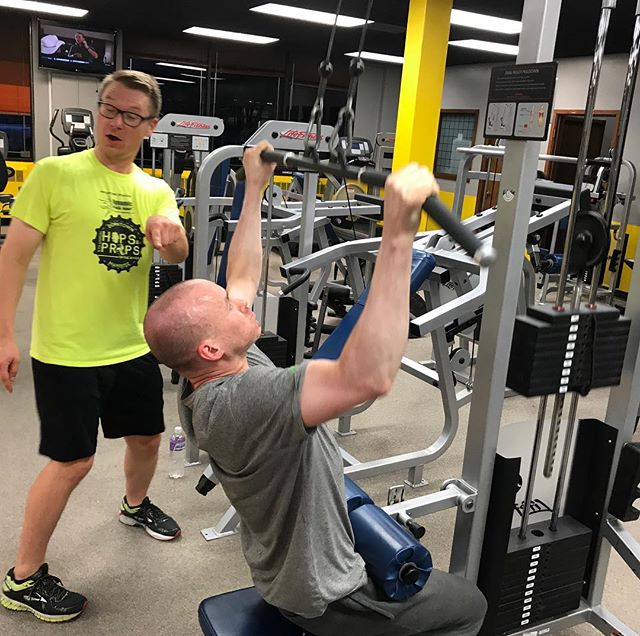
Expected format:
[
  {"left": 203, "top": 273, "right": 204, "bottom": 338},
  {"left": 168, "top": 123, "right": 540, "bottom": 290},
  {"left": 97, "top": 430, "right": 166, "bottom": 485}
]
[
  {"left": 181, "top": 346, "right": 367, "bottom": 618},
  {"left": 180, "top": 345, "right": 486, "bottom": 634},
  {"left": 146, "top": 144, "right": 487, "bottom": 635}
]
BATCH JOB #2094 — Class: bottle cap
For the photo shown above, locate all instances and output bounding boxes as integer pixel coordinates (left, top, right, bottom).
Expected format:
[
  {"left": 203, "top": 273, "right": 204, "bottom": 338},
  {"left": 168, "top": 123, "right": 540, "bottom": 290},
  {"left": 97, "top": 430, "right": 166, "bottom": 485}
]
[{"left": 174, "top": 425, "right": 183, "bottom": 436}]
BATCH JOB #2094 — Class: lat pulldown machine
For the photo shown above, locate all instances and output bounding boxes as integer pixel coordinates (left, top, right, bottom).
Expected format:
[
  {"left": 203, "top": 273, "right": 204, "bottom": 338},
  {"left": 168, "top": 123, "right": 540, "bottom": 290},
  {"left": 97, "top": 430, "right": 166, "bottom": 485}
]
[
  {"left": 197, "top": 2, "right": 640, "bottom": 635},
  {"left": 461, "top": 1, "right": 640, "bottom": 634}
]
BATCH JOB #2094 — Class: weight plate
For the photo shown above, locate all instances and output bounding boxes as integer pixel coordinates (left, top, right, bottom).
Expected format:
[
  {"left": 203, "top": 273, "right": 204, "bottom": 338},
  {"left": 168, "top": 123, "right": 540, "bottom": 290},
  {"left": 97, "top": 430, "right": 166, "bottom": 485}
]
[{"left": 568, "top": 211, "right": 609, "bottom": 274}]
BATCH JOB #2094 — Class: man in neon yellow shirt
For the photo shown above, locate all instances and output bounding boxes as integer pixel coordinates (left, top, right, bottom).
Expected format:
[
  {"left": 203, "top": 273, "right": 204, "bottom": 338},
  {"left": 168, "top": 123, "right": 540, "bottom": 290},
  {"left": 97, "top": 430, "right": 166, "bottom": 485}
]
[{"left": 0, "top": 70, "right": 188, "bottom": 623}]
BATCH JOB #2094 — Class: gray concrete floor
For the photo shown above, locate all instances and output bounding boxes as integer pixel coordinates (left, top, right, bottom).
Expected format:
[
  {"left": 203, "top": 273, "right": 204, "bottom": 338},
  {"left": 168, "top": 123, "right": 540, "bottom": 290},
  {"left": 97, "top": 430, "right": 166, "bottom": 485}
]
[{"left": 0, "top": 254, "right": 638, "bottom": 635}]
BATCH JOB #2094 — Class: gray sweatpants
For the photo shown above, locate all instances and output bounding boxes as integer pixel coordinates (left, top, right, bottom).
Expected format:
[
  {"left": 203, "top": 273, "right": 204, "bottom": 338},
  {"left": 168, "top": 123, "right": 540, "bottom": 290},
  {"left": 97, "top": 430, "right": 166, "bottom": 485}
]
[{"left": 281, "top": 569, "right": 487, "bottom": 636}]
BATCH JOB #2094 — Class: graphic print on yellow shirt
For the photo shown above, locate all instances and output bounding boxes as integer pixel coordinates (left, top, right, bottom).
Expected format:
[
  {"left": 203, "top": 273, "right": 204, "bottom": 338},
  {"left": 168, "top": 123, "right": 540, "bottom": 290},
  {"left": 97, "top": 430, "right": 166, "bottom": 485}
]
[
  {"left": 10, "top": 149, "right": 180, "bottom": 367},
  {"left": 92, "top": 199, "right": 146, "bottom": 273}
]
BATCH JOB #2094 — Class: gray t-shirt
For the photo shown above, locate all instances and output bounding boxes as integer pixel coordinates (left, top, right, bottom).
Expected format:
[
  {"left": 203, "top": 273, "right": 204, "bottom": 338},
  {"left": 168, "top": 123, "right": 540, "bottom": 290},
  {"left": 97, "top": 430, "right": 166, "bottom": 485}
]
[{"left": 180, "top": 346, "right": 367, "bottom": 618}]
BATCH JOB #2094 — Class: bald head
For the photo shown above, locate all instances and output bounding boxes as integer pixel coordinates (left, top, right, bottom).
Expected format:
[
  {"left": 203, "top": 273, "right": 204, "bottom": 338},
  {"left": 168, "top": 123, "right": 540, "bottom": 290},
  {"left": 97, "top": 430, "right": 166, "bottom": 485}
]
[{"left": 144, "top": 280, "right": 225, "bottom": 376}]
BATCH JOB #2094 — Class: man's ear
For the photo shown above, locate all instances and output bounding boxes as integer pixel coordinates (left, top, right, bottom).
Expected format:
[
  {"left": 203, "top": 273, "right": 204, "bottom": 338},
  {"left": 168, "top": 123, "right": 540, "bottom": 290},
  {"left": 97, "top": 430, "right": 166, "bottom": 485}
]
[
  {"left": 198, "top": 339, "right": 224, "bottom": 362},
  {"left": 146, "top": 118, "right": 158, "bottom": 137}
]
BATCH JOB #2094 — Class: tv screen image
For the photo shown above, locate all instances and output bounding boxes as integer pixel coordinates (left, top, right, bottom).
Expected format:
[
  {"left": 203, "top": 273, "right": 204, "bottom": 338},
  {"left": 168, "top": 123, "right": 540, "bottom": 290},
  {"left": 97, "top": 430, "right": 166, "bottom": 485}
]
[{"left": 39, "top": 21, "right": 117, "bottom": 76}]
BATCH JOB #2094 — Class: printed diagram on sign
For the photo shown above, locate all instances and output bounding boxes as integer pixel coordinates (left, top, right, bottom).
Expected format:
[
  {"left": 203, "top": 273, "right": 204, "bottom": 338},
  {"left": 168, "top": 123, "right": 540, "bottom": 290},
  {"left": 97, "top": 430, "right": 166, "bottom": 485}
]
[
  {"left": 486, "top": 102, "right": 516, "bottom": 136},
  {"left": 515, "top": 103, "right": 549, "bottom": 139},
  {"left": 484, "top": 62, "right": 557, "bottom": 141}
]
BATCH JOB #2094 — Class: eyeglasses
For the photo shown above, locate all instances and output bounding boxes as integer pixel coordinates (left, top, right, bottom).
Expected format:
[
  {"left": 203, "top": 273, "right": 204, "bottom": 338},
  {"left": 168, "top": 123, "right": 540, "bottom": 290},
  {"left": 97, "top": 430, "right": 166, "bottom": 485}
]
[{"left": 97, "top": 101, "right": 155, "bottom": 127}]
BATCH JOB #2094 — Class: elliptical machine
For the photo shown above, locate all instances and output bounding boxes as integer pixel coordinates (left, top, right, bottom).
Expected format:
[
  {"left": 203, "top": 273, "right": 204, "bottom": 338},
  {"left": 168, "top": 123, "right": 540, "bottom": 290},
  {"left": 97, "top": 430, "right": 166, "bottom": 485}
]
[{"left": 49, "top": 108, "right": 95, "bottom": 155}]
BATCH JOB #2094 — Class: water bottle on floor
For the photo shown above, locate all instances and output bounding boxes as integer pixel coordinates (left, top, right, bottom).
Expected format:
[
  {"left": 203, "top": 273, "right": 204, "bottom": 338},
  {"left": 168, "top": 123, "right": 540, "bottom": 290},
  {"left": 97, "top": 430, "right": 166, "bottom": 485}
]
[{"left": 169, "top": 426, "right": 186, "bottom": 479}]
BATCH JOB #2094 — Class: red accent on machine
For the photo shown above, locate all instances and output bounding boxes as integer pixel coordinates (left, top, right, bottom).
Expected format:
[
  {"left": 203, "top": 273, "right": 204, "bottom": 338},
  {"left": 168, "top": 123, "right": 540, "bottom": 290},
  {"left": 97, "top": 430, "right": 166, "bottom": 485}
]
[
  {"left": 280, "top": 129, "right": 319, "bottom": 140},
  {"left": 176, "top": 121, "right": 211, "bottom": 130}
]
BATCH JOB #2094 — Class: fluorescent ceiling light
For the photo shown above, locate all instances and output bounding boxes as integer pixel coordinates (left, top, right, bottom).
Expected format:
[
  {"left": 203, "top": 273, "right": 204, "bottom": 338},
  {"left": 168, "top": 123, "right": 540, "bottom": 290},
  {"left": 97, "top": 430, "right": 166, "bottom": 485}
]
[
  {"left": 0, "top": 0, "right": 87, "bottom": 17},
  {"left": 450, "top": 9, "right": 521, "bottom": 35},
  {"left": 347, "top": 39, "right": 518, "bottom": 64},
  {"left": 183, "top": 26, "right": 278, "bottom": 44},
  {"left": 250, "top": 3, "right": 372, "bottom": 28},
  {"left": 153, "top": 76, "right": 196, "bottom": 84},
  {"left": 449, "top": 39, "right": 519, "bottom": 56},
  {"left": 345, "top": 51, "right": 404, "bottom": 65},
  {"left": 157, "top": 62, "right": 206, "bottom": 72}
]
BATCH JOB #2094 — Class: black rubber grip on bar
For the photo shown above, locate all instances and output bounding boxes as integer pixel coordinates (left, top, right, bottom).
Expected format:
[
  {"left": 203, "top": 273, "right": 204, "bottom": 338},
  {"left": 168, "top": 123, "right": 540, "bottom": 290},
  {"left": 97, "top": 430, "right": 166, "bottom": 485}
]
[
  {"left": 280, "top": 267, "right": 311, "bottom": 296},
  {"left": 261, "top": 149, "right": 286, "bottom": 164},
  {"left": 422, "top": 196, "right": 485, "bottom": 259},
  {"left": 356, "top": 168, "right": 485, "bottom": 259}
]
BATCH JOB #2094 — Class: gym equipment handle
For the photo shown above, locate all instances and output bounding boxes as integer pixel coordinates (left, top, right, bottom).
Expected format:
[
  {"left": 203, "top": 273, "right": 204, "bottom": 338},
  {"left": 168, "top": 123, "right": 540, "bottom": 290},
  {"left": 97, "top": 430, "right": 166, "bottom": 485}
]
[
  {"left": 279, "top": 267, "right": 311, "bottom": 296},
  {"left": 259, "top": 149, "right": 496, "bottom": 267},
  {"left": 405, "top": 518, "right": 426, "bottom": 540}
]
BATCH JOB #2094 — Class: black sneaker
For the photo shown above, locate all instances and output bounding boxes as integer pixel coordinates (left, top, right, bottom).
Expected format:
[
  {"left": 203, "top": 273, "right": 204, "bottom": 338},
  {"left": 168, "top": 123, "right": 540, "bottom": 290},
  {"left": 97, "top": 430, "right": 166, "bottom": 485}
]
[
  {"left": 0, "top": 563, "right": 86, "bottom": 622},
  {"left": 119, "top": 496, "right": 181, "bottom": 541}
]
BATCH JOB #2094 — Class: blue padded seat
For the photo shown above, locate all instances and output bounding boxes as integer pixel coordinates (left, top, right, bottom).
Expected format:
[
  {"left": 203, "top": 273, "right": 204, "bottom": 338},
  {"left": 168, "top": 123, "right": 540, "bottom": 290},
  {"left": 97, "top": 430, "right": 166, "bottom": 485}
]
[{"left": 198, "top": 587, "right": 306, "bottom": 636}]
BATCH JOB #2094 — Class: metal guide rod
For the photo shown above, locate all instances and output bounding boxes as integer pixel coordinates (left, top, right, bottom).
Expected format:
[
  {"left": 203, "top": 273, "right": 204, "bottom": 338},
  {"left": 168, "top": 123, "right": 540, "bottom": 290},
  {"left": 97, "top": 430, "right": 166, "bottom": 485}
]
[
  {"left": 543, "top": 391, "right": 565, "bottom": 478},
  {"left": 554, "top": 0, "right": 616, "bottom": 309},
  {"left": 549, "top": 392, "right": 580, "bottom": 530},
  {"left": 548, "top": 276, "right": 585, "bottom": 498},
  {"left": 546, "top": 277, "right": 585, "bottom": 531},
  {"left": 540, "top": 0, "right": 615, "bottom": 534},
  {"left": 544, "top": 277, "right": 585, "bottom": 480},
  {"left": 258, "top": 149, "right": 496, "bottom": 266},
  {"left": 590, "top": 1, "right": 640, "bottom": 305},
  {"left": 538, "top": 0, "right": 621, "bottom": 538},
  {"left": 519, "top": 396, "right": 548, "bottom": 540}
]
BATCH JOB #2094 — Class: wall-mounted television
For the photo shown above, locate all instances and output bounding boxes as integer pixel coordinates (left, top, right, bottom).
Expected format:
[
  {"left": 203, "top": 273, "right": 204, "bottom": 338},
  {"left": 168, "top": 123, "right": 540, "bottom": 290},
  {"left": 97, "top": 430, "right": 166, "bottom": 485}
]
[{"left": 38, "top": 19, "right": 118, "bottom": 77}]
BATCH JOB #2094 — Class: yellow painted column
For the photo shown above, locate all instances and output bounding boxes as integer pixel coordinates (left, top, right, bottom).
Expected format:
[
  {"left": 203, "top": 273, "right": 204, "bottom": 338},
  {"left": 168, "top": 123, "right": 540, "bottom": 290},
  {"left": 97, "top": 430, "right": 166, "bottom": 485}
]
[{"left": 394, "top": 0, "right": 453, "bottom": 230}]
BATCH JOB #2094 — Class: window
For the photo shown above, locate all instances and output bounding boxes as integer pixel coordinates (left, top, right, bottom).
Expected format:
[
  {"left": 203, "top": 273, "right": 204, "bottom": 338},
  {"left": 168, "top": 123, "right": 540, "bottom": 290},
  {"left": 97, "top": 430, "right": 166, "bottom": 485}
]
[
  {"left": 129, "top": 57, "right": 283, "bottom": 147},
  {"left": 0, "top": 114, "right": 33, "bottom": 160},
  {"left": 434, "top": 110, "right": 479, "bottom": 180},
  {"left": 214, "top": 74, "right": 280, "bottom": 146},
  {"left": 288, "top": 83, "right": 347, "bottom": 129},
  {"left": 0, "top": 12, "right": 32, "bottom": 160}
]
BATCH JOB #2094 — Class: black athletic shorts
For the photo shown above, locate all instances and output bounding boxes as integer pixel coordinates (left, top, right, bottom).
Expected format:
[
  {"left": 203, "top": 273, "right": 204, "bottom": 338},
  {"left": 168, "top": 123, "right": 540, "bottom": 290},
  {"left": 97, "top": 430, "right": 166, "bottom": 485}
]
[{"left": 32, "top": 352, "right": 165, "bottom": 462}]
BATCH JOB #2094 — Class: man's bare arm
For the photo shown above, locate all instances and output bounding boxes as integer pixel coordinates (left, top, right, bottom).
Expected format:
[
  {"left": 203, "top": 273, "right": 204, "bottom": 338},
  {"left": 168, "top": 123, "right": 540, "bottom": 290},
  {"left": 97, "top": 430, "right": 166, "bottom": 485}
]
[
  {"left": 226, "top": 140, "right": 276, "bottom": 306},
  {"left": 0, "top": 219, "right": 44, "bottom": 392},
  {"left": 299, "top": 165, "right": 438, "bottom": 427}
]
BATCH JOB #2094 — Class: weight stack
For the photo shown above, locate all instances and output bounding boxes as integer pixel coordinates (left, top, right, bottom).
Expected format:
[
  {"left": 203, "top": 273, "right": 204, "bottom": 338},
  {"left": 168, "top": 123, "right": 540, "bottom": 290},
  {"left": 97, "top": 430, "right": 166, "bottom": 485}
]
[
  {"left": 494, "top": 517, "right": 591, "bottom": 634},
  {"left": 148, "top": 264, "right": 183, "bottom": 306},
  {"left": 507, "top": 304, "right": 630, "bottom": 397},
  {"left": 479, "top": 421, "right": 617, "bottom": 635}
]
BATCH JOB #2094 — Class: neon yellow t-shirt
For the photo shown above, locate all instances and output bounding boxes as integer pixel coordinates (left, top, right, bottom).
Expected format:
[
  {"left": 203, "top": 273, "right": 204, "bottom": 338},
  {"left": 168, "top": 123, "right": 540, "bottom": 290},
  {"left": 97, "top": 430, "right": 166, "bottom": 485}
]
[{"left": 11, "top": 149, "right": 181, "bottom": 366}]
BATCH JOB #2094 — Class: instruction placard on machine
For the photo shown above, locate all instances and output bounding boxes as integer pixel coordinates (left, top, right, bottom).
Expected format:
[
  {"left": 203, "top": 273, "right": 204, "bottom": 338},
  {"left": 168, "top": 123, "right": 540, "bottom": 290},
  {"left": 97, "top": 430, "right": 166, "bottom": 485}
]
[{"left": 484, "top": 62, "right": 558, "bottom": 141}]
